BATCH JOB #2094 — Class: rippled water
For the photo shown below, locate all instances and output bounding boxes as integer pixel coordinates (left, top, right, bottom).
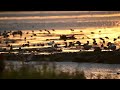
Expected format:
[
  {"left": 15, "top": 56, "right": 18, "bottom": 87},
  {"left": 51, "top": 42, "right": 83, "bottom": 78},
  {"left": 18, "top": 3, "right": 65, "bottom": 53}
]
[
  {"left": 5, "top": 61, "right": 120, "bottom": 79},
  {"left": 0, "top": 11, "right": 120, "bottom": 30}
]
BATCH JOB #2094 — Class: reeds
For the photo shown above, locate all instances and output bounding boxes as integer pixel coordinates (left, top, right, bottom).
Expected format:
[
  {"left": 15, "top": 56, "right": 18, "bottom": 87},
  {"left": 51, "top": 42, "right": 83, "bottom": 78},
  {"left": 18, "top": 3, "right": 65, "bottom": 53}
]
[{"left": 0, "top": 61, "right": 86, "bottom": 79}]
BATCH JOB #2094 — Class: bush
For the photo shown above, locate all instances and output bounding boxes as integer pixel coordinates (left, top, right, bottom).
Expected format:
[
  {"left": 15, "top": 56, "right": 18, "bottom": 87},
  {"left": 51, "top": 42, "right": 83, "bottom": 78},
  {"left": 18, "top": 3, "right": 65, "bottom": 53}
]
[
  {"left": 0, "top": 54, "right": 5, "bottom": 77},
  {"left": 0, "top": 60, "right": 5, "bottom": 73}
]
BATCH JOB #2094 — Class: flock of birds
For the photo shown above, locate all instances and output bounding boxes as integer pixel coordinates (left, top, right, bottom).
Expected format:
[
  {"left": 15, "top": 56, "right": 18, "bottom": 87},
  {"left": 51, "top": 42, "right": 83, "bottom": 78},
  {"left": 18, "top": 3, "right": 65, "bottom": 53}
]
[
  {"left": 0, "top": 28, "right": 120, "bottom": 62},
  {"left": 0, "top": 28, "right": 120, "bottom": 53}
]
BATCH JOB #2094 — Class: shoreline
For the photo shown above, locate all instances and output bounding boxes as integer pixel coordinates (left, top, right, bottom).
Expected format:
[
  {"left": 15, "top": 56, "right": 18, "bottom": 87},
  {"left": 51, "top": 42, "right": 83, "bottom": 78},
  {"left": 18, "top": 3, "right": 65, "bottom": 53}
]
[{"left": 3, "top": 51, "right": 120, "bottom": 64}]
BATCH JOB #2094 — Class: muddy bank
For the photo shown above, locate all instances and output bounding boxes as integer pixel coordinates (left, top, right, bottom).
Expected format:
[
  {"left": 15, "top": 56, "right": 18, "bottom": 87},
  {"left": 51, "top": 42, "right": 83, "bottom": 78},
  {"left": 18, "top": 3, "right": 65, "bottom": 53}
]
[{"left": 2, "top": 51, "right": 120, "bottom": 64}]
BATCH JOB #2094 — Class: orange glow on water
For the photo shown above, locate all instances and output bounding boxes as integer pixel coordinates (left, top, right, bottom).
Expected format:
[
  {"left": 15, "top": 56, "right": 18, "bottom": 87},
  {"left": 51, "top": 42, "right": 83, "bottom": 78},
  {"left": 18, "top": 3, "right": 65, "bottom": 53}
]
[{"left": 1, "top": 11, "right": 120, "bottom": 51}]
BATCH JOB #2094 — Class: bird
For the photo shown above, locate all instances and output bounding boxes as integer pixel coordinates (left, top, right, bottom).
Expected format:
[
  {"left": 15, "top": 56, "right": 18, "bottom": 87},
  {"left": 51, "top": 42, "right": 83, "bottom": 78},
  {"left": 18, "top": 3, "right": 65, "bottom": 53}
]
[
  {"left": 52, "top": 29, "right": 55, "bottom": 31},
  {"left": 44, "top": 29, "right": 47, "bottom": 31},
  {"left": 26, "top": 32, "right": 29, "bottom": 34},
  {"left": 114, "top": 38, "right": 117, "bottom": 41},
  {"left": 91, "top": 32, "right": 94, "bottom": 34},
  {"left": 39, "top": 30, "right": 42, "bottom": 32},
  {"left": 105, "top": 37, "right": 109, "bottom": 39},
  {"left": 70, "top": 29, "right": 74, "bottom": 31},
  {"left": 45, "top": 30, "right": 51, "bottom": 34},
  {"left": 32, "top": 30, "right": 34, "bottom": 33},
  {"left": 118, "top": 36, "right": 120, "bottom": 39},
  {"left": 99, "top": 38, "right": 104, "bottom": 41},
  {"left": 93, "top": 38, "right": 96, "bottom": 41}
]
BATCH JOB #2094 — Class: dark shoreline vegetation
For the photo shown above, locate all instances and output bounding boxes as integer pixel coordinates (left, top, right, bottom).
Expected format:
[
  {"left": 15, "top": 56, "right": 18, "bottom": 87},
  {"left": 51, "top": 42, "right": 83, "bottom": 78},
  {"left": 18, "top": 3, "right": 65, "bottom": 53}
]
[{"left": 3, "top": 51, "right": 120, "bottom": 64}]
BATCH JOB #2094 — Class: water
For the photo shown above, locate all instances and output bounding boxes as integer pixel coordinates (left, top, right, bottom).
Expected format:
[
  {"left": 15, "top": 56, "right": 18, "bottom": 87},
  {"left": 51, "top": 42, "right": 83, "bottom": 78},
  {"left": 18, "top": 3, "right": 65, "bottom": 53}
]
[
  {"left": 1, "top": 11, "right": 120, "bottom": 78},
  {"left": 6, "top": 61, "right": 120, "bottom": 73},
  {"left": 5, "top": 61, "right": 120, "bottom": 79},
  {"left": 0, "top": 11, "right": 120, "bottom": 30}
]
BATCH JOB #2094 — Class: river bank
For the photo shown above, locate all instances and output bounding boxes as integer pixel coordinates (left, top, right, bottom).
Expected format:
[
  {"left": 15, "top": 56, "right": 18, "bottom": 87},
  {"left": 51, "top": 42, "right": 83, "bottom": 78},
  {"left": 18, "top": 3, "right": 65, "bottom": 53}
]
[{"left": 2, "top": 51, "right": 120, "bottom": 64}]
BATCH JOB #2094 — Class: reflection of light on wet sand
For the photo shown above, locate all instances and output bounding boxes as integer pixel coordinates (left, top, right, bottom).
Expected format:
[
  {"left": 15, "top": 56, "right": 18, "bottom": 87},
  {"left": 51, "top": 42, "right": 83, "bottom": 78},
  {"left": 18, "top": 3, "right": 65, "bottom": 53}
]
[{"left": 1, "top": 26, "right": 120, "bottom": 51}]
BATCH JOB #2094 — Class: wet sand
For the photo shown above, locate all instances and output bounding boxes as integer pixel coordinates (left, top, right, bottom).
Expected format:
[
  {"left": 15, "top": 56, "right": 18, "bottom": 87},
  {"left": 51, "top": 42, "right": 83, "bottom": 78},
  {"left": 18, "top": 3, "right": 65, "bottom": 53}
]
[{"left": 1, "top": 27, "right": 120, "bottom": 50}]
